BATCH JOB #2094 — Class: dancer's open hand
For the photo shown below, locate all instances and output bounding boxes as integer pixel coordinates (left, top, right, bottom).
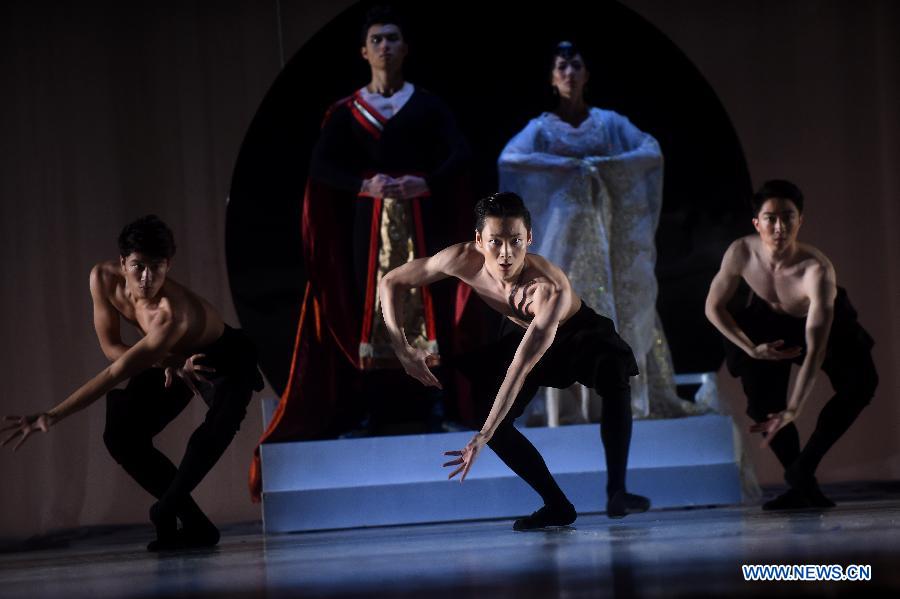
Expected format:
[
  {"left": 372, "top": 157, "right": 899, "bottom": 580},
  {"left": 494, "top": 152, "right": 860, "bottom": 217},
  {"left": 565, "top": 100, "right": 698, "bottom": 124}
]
[
  {"left": 1, "top": 413, "right": 52, "bottom": 451},
  {"left": 165, "top": 353, "right": 216, "bottom": 396},
  {"left": 397, "top": 346, "right": 442, "bottom": 389},
  {"left": 749, "top": 409, "right": 797, "bottom": 448},
  {"left": 443, "top": 433, "right": 489, "bottom": 482},
  {"left": 751, "top": 340, "right": 803, "bottom": 361}
]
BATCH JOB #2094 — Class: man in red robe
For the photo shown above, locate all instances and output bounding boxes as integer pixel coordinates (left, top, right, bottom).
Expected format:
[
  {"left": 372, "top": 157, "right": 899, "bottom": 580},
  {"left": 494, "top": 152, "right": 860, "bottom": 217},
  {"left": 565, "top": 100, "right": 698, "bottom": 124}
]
[{"left": 250, "top": 6, "right": 471, "bottom": 500}]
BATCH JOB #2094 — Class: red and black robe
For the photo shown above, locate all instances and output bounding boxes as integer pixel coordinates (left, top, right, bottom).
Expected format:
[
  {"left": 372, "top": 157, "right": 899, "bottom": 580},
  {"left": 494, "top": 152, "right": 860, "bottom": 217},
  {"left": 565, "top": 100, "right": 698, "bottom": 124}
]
[{"left": 249, "top": 87, "right": 472, "bottom": 500}]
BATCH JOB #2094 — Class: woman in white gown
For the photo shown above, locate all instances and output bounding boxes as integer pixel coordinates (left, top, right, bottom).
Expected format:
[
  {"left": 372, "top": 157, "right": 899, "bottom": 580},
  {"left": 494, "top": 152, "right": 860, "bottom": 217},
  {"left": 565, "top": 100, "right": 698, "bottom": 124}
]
[{"left": 498, "top": 42, "right": 709, "bottom": 421}]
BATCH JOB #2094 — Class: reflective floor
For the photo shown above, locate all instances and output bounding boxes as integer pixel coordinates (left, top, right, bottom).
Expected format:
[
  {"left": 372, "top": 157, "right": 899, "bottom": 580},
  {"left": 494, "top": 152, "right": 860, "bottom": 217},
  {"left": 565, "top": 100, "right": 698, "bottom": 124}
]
[{"left": 2, "top": 496, "right": 899, "bottom": 598}]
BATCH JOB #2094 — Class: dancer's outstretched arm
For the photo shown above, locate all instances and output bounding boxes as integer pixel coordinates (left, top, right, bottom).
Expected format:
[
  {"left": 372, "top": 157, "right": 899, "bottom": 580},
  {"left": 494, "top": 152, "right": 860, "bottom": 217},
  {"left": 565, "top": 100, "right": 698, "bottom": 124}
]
[
  {"left": 706, "top": 241, "right": 803, "bottom": 360},
  {"left": 445, "top": 278, "right": 570, "bottom": 482},
  {"left": 2, "top": 308, "right": 184, "bottom": 450},
  {"left": 379, "top": 244, "right": 470, "bottom": 389}
]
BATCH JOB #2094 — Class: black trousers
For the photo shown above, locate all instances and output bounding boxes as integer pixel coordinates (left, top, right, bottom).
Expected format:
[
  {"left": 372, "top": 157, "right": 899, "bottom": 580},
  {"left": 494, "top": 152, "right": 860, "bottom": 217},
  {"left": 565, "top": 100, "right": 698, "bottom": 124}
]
[
  {"left": 461, "top": 302, "right": 639, "bottom": 506},
  {"left": 103, "top": 326, "right": 263, "bottom": 522},
  {"left": 725, "top": 287, "right": 878, "bottom": 477}
]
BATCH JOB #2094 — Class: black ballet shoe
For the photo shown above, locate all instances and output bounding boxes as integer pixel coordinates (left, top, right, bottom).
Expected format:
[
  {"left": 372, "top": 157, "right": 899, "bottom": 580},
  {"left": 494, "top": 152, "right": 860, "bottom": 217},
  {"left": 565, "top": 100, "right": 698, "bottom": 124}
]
[
  {"left": 785, "top": 466, "right": 836, "bottom": 509},
  {"left": 606, "top": 491, "right": 651, "bottom": 519},
  {"left": 762, "top": 488, "right": 812, "bottom": 511},
  {"left": 148, "top": 502, "right": 178, "bottom": 552},
  {"left": 147, "top": 525, "right": 221, "bottom": 552},
  {"left": 181, "top": 521, "right": 220, "bottom": 548},
  {"left": 803, "top": 484, "right": 836, "bottom": 508},
  {"left": 147, "top": 531, "right": 183, "bottom": 552},
  {"left": 178, "top": 503, "right": 220, "bottom": 543},
  {"left": 513, "top": 502, "right": 577, "bottom": 531}
]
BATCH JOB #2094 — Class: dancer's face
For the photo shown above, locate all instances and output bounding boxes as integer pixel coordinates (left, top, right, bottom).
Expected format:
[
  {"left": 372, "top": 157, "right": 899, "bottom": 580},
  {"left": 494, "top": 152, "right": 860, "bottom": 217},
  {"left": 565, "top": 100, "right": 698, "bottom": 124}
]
[
  {"left": 360, "top": 23, "right": 407, "bottom": 72},
  {"left": 551, "top": 54, "right": 589, "bottom": 100},
  {"left": 753, "top": 198, "right": 803, "bottom": 253},
  {"left": 120, "top": 252, "right": 170, "bottom": 300},
  {"left": 476, "top": 217, "right": 532, "bottom": 281}
]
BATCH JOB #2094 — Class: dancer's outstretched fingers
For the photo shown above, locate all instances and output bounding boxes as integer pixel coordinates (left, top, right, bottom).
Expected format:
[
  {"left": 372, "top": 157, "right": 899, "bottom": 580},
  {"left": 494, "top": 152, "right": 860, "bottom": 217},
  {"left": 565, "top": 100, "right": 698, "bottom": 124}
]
[
  {"left": 13, "top": 429, "right": 33, "bottom": 451},
  {"left": 1, "top": 416, "right": 23, "bottom": 433},
  {"left": 2, "top": 429, "right": 20, "bottom": 447}
]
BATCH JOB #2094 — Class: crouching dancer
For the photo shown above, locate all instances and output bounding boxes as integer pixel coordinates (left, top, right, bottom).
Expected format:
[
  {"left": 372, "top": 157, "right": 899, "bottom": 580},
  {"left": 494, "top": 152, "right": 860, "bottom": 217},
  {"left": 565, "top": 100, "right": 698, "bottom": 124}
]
[
  {"left": 378, "top": 192, "right": 650, "bottom": 530},
  {"left": 2, "top": 215, "right": 263, "bottom": 550},
  {"left": 705, "top": 180, "right": 878, "bottom": 510}
]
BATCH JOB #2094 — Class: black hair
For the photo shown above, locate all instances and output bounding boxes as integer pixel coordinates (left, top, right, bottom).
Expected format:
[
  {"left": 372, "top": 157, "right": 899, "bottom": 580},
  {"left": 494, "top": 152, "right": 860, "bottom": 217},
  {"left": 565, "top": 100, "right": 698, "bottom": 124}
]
[
  {"left": 751, "top": 179, "right": 804, "bottom": 216},
  {"left": 360, "top": 5, "right": 406, "bottom": 46},
  {"left": 550, "top": 40, "right": 589, "bottom": 72},
  {"left": 118, "top": 214, "right": 176, "bottom": 260},
  {"left": 474, "top": 192, "right": 532, "bottom": 232}
]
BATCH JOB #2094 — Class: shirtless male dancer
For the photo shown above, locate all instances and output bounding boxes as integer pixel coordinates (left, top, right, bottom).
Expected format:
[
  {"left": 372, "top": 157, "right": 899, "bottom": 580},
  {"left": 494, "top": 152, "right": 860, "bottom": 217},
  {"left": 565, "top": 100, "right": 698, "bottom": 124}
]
[
  {"left": 379, "top": 192, "right": 650, "bottom": 529},
  {"left": 705, "top": 180, "right": 877, "bottom": 510},
  {"left": 2, "top": 215, "right": 263, "bottom": 549}
]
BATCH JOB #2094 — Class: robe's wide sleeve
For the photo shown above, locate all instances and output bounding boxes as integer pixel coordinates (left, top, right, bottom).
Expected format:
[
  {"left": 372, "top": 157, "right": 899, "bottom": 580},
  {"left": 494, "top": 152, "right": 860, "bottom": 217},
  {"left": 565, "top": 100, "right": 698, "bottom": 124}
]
[
  {"left": 497, "top": 118, "right": 583, "bottom": 173},
  {"left": 589, "top": 111, "right": 664, "bottom": 231},
  {"left": 497, "top": 117, "right": 599, "bottom": 251},
  {"left": 309, "top": 100, "right": 365, "bottom": 194},
  {"left": 423, "top": 94, "right": 471, "bottom": 191},
  {"left": 585, "top": 111, "right": 664, "bottom": 360}
]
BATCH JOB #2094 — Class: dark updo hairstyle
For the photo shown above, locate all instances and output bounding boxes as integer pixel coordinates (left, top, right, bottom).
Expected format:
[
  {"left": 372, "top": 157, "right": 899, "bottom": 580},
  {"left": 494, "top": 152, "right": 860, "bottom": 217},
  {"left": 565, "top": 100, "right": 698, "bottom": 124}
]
[
  {"left": 359, "top": 5, "right": 407, "bottom": 46},
  {"left": 550, "top": 40, "right": 589, "bottom": 72},
  {"left": 750, "top": 179, "right": 804, "bottom": 216},
  {"left": 474, "top": 192, "right": 532, "bottom": 232},
  {"left": 118, "top": 214, "right": 176, "bottom": 260}
]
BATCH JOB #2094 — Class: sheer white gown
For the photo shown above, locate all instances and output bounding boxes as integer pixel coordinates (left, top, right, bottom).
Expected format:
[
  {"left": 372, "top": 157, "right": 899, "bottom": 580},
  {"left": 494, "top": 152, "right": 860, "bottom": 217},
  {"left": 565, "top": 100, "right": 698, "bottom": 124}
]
[{"left": 498, "top": 108, "right": 712, "bottom": 420}]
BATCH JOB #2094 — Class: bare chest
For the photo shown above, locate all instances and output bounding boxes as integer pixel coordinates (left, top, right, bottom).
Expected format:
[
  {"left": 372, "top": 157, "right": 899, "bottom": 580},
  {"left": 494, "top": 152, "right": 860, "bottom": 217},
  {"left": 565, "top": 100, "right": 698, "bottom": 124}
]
[
  {"left": 108, "top": 288, "right": 183, "bottom": 338},
  {"left": 107, "top": 292, "right": 145, "bottom": 332},
  {"left": 743, "top": 268, "right": 810, "bottom": 317},
  {"left": 462, "top": 270, "right": 578, "bottom": 328},
  {"left": 463, "top": 274, "right": 534, "bottom": 328}
]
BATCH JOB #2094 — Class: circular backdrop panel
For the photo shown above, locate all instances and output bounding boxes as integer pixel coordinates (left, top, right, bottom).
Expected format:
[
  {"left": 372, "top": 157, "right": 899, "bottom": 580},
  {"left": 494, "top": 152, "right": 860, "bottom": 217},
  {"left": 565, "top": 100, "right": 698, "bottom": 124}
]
[{"left": 227, "top": 0, "right": 752, "bottom": 395}]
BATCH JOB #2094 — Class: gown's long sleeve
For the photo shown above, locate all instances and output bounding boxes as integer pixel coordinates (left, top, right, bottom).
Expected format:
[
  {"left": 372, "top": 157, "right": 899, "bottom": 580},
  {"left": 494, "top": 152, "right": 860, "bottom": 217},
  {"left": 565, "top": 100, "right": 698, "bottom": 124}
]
[{"left": 498, "top": 109, "right": 712, "bottom": 419}]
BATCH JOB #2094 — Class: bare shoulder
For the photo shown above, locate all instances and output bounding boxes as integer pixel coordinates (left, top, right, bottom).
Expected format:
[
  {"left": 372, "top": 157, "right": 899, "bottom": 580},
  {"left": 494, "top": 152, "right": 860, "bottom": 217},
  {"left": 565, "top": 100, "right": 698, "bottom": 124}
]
[
  {"left": 515, "top": 255, "right": 577, "bottom": 322},
  {"left": 438, "top": 241, "right": 473, "bottom": 260},
  {"left": 160, "top": 278, "right": 203, "bottom": 317},
  {"left": 437, "top": 242, "right": 484, "bottom": 278},
  {"left": 798, "top": 242, "right": 835, "bottom": 272},
  {"left": 161, "top": 277, "right": 224, "bottom": 330},
  {"left": 525, "top": 253, "right": 570, "bottom": 292},
  {"left": 724, "top": 236, "right": 754, "bottom": 270},
  {"left": 797, "top": 243, "right": 836, "bottom": 288},
  {"left": 89, "top": 261, "right": 122, "bottom": 295},
  {"left": 155, "top": 295, "right": 178, "bottom": 322}
]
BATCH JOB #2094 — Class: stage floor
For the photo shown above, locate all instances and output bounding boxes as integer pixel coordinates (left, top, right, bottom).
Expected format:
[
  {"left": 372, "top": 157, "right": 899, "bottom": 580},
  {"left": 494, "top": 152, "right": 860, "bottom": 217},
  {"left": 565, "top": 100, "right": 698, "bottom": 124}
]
[{"left": 2, "top": 495, "right": 899, "bottom": 598}]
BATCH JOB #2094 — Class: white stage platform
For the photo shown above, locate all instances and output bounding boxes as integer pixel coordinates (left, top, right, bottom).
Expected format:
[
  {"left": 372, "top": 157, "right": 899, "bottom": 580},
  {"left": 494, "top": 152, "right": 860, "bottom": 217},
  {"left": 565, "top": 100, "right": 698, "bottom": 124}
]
[{"left": 259, "top": 399, "right": 742, "bottom": 533}]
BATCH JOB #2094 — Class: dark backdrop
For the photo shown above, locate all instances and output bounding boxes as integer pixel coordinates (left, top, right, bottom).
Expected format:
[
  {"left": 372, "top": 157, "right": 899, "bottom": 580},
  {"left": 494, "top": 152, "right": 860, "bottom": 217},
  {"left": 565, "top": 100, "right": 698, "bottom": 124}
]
[
  {"left": 0, "top": 0, "right": 896, "bottom": 540},
  {"left": 227, "top": 0, "right": 753, "bottom": 395}
]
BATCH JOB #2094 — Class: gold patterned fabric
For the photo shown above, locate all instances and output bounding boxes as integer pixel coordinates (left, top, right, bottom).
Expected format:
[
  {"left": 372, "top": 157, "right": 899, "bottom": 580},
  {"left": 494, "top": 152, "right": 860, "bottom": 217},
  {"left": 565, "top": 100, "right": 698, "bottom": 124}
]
[{"left": 360, "top": 197, "right": 438, "bottom": 369}]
